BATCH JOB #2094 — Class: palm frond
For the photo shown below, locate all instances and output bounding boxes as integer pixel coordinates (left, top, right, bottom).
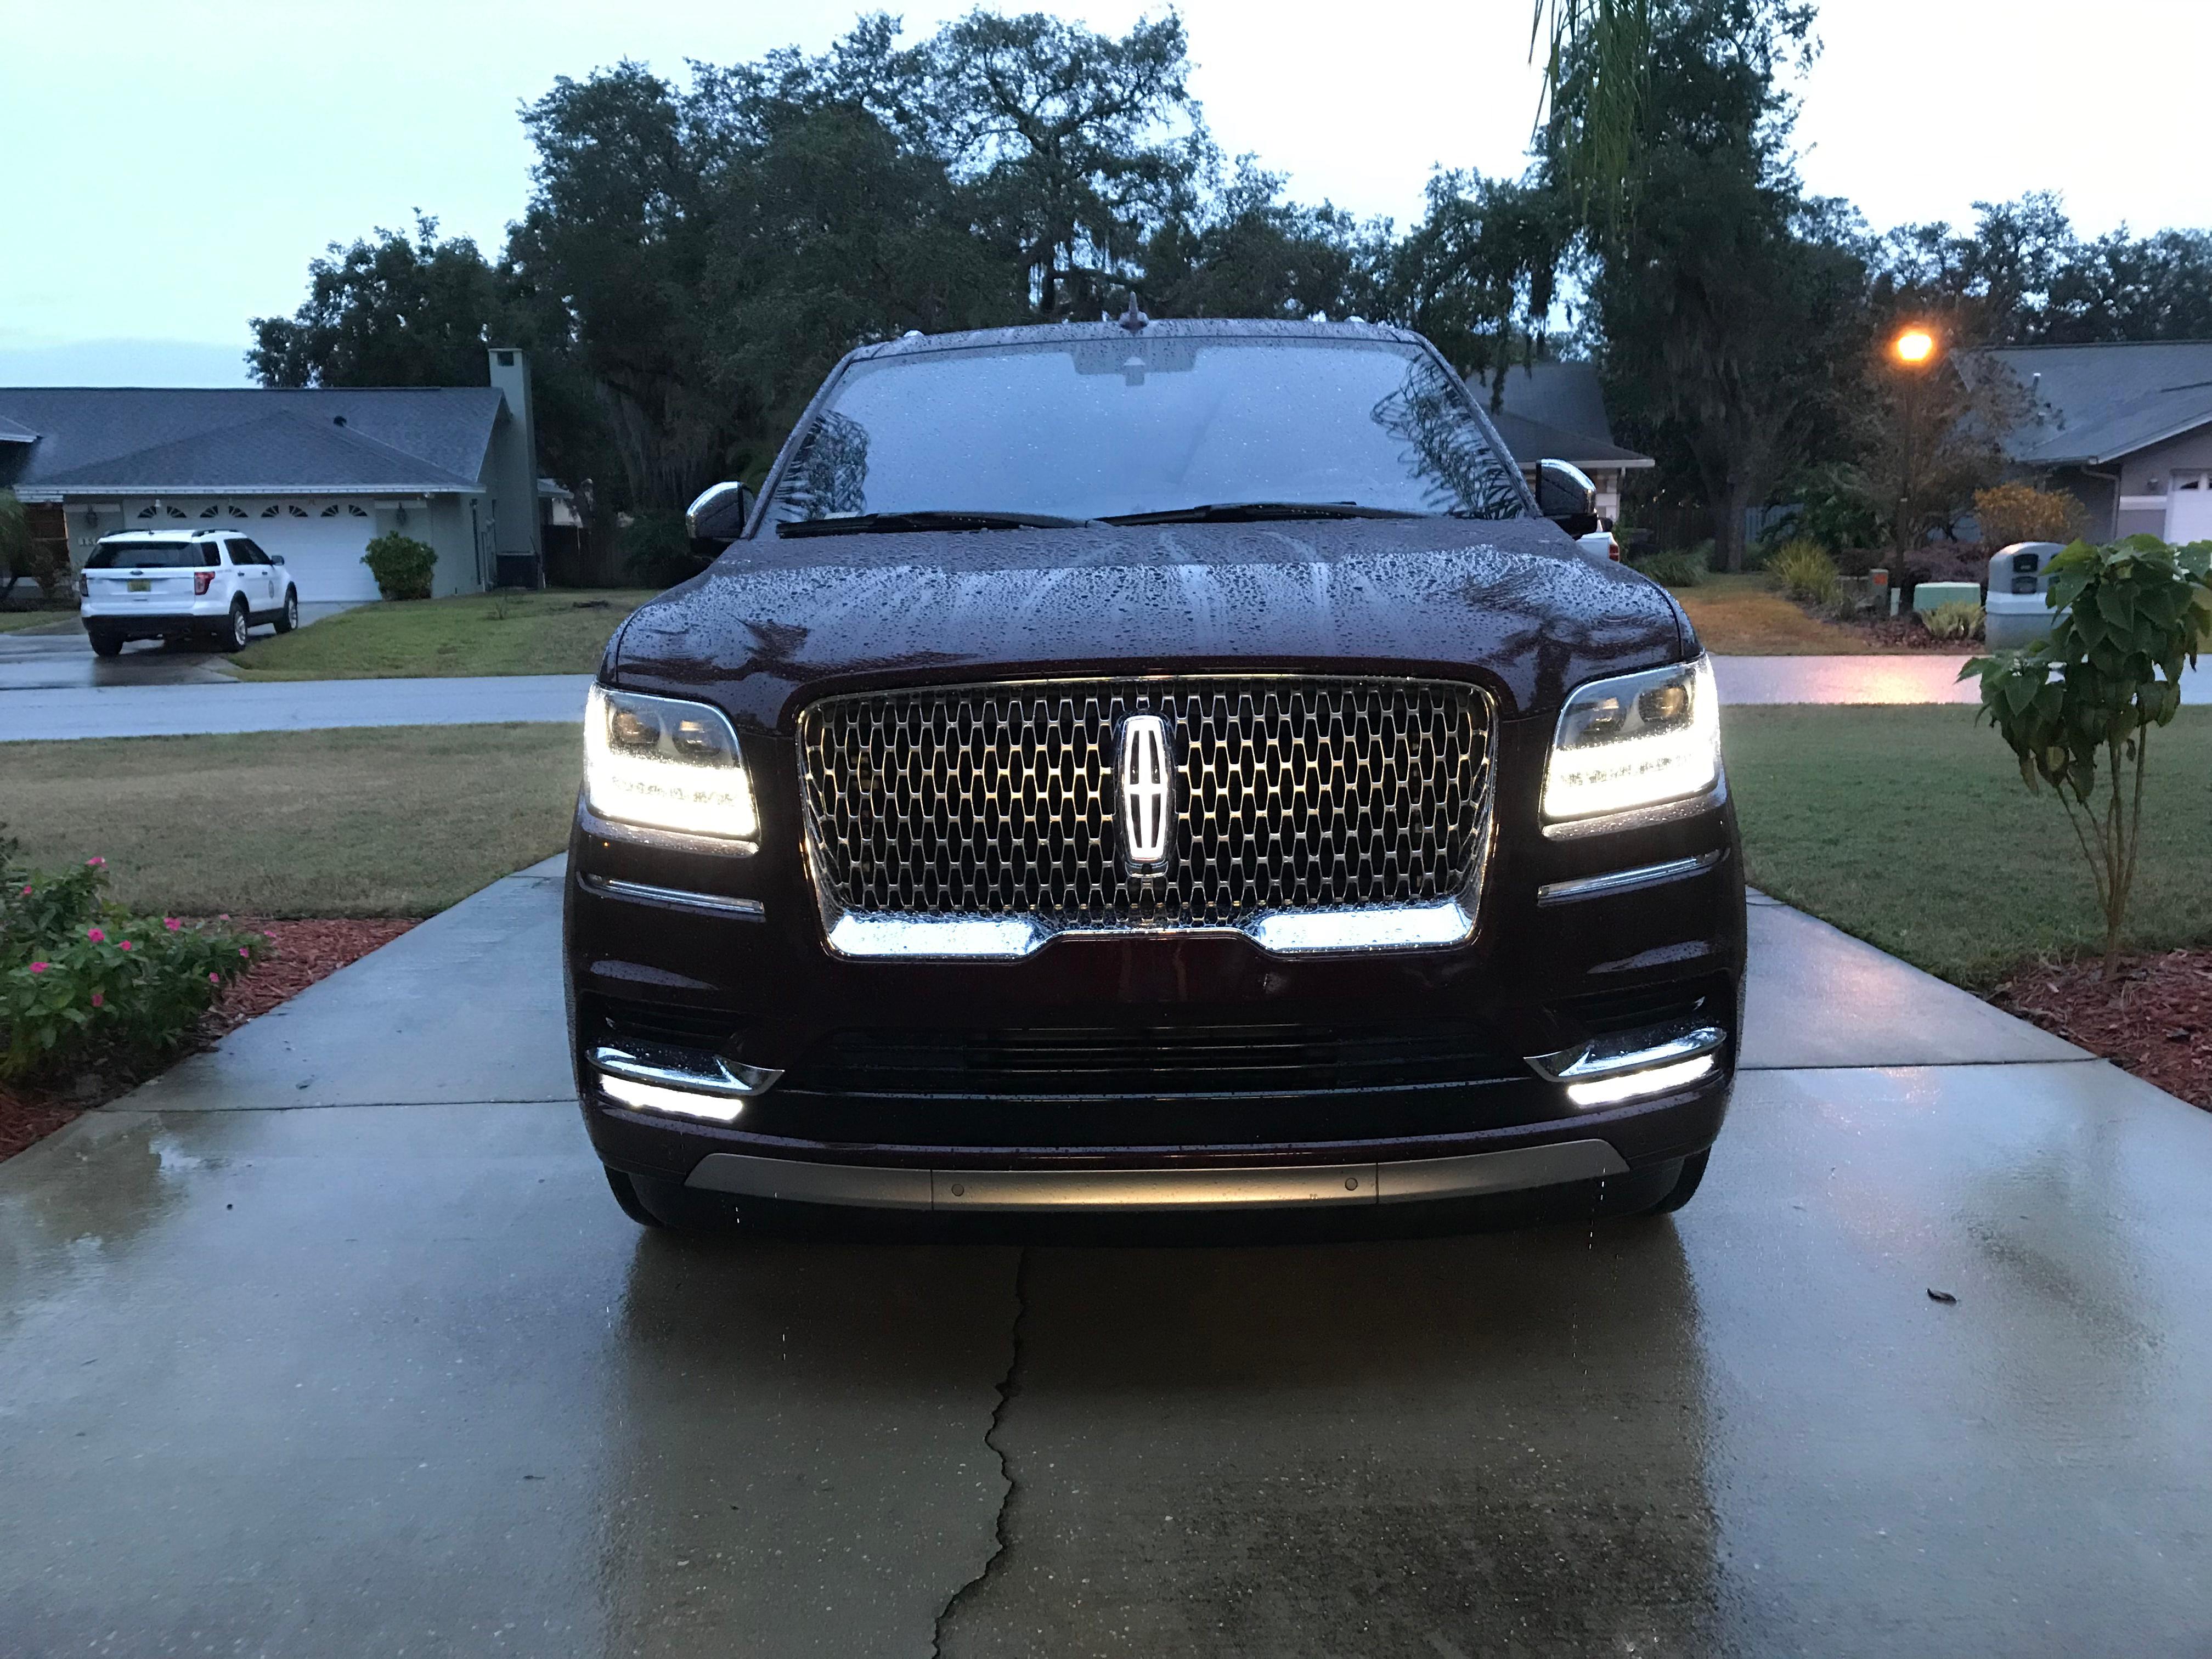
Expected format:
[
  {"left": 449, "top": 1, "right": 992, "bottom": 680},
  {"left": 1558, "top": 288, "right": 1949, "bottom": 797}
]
[{"left": 1528, "top": 0, "right": 1651, "bottom": 230}]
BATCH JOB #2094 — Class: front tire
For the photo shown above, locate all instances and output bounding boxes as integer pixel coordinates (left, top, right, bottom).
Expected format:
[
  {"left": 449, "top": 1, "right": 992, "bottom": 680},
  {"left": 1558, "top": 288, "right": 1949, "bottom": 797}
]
[
  {"left": 88, "top": 628, "right": 125, "bottom": 658},
  {"left": 222, "top": 599, "right": 250, "bottom": 653},
  {"left": 1642, "top": 1150, "right": 1711, "bottom": 1215},
  {"left": 605, "top": 1169, "right": 668, "bottom": 1228},
  {"left": 274, "top": 589, "right": 299, "bottom": 634}
]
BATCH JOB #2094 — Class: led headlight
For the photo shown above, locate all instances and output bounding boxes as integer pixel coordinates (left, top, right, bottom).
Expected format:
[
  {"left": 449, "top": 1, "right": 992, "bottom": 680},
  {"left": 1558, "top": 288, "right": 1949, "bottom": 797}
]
[
  {"left": 584, "top": 685, "right": 758, "bottom": 841},
  {"left": 1543, "top": 656, "right": 1722, "bottom": 826}
]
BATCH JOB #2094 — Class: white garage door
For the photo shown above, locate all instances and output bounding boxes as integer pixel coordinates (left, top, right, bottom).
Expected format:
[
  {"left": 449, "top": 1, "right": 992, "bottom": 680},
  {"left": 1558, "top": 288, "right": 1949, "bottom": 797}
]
[
  {"left": 2166, "top": 473, "right": 2212, "bottom": 546},
  {"left": 249, "top": 500, "right": 381, "bottom": 602}
]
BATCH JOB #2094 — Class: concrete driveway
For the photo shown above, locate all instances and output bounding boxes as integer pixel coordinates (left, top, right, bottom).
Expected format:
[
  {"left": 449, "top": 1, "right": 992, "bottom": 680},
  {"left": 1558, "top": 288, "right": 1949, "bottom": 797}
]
[
  {"left": 0, "top": 601, "right": 364, "bottom": 693},
  {"left": 3, "top": 862, "right": 2209, "bottom": 1656}
]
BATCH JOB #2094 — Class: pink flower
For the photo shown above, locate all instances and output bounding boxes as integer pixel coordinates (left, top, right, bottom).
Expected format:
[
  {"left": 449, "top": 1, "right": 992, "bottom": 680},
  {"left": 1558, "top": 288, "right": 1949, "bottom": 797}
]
[
  {"left": 86, "top": 927, "right": 104, "bottom": 944},
  {"left": 119, "top": 940, "right": 133, "bottom": 952},
  {"left": 238, "top": 947, "right": 250, "bottom": 958},
  {"left": 85, "top": 856, "right": 105, "bottom": 868},
  {"left": 17, "top": 884, "right": 29, "bottom": 896},
  {"left": 217, "top": 913, "right": 230, "bottom": 921},
  {"left": 27, "top": 962, "right": 47, "bottom": 974},
  {"left": 89, "top": 992, "right": 104, "bottom": 1008},
  {"left": 207, "top": 972, "right": 221, "bottom": 984},
  {"left": 165, "top": 917, "right": 182, "bottom": 932}
]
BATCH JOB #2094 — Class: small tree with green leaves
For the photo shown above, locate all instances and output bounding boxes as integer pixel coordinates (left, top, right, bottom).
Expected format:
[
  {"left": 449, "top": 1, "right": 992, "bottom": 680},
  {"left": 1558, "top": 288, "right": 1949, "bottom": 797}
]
[{"left": 1962, "top": 535, "right": 2212, "bottom": 976}]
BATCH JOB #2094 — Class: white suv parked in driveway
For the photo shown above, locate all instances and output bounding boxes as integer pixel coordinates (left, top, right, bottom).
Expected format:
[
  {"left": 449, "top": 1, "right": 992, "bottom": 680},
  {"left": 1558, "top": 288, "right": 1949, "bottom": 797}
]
[{"left": 78, "top": 529, "right": 300, "bottom": 656}]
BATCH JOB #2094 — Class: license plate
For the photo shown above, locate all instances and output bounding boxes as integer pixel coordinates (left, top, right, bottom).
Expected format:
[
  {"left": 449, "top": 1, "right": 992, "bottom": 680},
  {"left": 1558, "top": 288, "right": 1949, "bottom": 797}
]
[{"left": 127, "top": 579, "right": 151, "bottom": 592}]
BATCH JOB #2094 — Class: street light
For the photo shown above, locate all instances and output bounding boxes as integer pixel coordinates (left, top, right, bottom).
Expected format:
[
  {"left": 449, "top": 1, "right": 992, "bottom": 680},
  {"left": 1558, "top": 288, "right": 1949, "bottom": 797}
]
[
  {"left": 1887, "top": 326, "right": 1940, "bottom": 562},
  {"left": 1893, "top": 326, "right": 1937, "bottom": 365}
]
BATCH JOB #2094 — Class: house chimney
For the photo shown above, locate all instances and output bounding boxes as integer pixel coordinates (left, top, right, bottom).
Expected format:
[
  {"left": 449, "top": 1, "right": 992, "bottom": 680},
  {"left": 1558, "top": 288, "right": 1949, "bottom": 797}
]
[{"left": 485, "top": 347, "right": 541, "bottom": 566}]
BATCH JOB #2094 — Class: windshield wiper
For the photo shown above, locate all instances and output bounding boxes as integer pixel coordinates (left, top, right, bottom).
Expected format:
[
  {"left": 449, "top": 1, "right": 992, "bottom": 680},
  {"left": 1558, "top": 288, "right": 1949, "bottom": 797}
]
[
  {"left": 1101, "top": 501, "right": 1429, "bottom": 526},
  {"left": 776, "top": 510, "right": 1092, "bottom": 537}
]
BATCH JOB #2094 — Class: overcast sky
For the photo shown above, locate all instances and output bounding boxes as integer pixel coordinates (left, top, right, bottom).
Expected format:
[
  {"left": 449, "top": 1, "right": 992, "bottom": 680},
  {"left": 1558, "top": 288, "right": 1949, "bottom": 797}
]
[{"left": 5, "top": 0, "right": 2205, "bottom": 385}]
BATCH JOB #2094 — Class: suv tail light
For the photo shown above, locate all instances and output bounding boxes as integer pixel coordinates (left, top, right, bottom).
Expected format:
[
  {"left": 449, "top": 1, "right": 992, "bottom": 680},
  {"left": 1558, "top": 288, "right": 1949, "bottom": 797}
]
[{"left": 193, "top": 571, "right": 217, "bottom": 596}]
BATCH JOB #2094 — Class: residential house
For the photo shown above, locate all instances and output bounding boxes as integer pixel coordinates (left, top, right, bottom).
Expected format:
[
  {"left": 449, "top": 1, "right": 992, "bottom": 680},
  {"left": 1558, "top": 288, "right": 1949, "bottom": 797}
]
[
  {"left": 0, "top": 348, "right": 545, "bottom": 602},
  {"left": 1469, "top": 360, "right": 1653, "bottom": 524},
  {"left": 1965, "top": 341, "right": 2212, "bottom": 545}
]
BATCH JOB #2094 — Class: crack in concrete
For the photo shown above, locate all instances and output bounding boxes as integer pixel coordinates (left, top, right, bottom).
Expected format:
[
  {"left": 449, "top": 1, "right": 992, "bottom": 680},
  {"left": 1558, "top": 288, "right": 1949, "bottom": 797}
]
[{"left": 932, "top": 1245, "right": 1031, "bottom": 1657}]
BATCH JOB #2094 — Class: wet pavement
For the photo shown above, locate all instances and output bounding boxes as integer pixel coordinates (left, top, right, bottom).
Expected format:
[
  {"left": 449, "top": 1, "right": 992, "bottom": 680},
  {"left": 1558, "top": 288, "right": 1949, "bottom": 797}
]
[
  {"left": 1713, "top": 652, "right": 2212, "bottom": 706},
  {"left": 11, "top": 653, "right": 2210, "bottom": 742},
  {"left": 0, "top": 602, "right": 365, "bottom": 696},
  {"left": 5, "top": 861, "right": 2209, "bottom": 1655},
  {"left": 8, "top": 671, "right": 595, "bottom": 739}
]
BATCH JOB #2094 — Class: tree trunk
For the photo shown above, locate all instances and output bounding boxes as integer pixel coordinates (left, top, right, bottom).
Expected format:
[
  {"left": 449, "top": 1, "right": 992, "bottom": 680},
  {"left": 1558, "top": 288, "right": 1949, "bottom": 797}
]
[{"left": 1713, "top": 482, "right": 1753, "bottom": 573}]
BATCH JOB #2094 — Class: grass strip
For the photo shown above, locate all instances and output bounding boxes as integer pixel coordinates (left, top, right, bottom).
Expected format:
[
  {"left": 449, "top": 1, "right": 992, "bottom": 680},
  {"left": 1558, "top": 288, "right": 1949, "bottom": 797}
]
[
  {"left": 1, "top": 724, "right": 580, "bottom": 917},
  {"left": 1725, "top": 705, "right": 2212, "bottom": 987},
  {"left": 225, "top": 588, "right": 659, "bottom": 680}
]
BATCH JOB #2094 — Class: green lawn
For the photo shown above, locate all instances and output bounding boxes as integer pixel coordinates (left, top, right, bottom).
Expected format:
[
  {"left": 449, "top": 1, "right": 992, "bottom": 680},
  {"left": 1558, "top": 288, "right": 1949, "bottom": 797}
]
[
  {"left": 1725, "top": 706, "right": 2212, "bottom": 987},
  {"left": 0, "top": 608, "right": 76, "bottom": 635},
  {"left": 224, "top": 589, "right": 659, "bottom": 680},
  {"left": 1, "top": 725, "right": 580, "bottom": 916}
]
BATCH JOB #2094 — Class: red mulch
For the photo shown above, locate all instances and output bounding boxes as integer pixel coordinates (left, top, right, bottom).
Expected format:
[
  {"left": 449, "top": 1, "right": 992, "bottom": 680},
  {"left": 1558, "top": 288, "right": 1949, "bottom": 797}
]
[
  {"left": 1992, "top": 950, "right": 2212, "bottom": 1110},
  {"left": 0, "top": 917, "right": 415, "bottom": 1163}
]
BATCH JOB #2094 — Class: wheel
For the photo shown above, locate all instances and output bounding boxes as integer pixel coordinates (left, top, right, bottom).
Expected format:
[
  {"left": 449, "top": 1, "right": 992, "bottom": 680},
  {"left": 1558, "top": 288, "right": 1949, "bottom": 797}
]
[
  {"left": 1642, "top": 1150, "right": 1710, "bottom": 1215},
  {"left": 222, "top": 599, "right": 250, "bottom": 652},
  {"left": 605, "top": 1168, "right": 668, "bottom": 1228},
  {"left": 610, "top": 1168, "right": 745, "bottom": 1233},
  {"left": 274, "top": 589, "right": 299, "bottom": 634},
  {"left": 88, "top": 628, "right": 124, "bottom": 658}
]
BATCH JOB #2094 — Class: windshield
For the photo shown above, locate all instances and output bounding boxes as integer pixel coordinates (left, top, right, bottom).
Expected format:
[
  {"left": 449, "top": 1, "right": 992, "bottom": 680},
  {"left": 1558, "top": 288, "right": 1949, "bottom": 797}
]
[
  {"left": 87, "top": 541, "right": 216, "bottom": 568},
  {"left": 760, "top": 336, "right": 1530, "bottom": 527}
]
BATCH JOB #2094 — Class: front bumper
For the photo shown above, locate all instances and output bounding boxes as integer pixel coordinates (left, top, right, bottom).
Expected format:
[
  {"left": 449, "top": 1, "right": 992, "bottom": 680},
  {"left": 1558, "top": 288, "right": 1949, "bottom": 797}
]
[{"left": 563, "top": 729, "right": 1747, "bottom": 1213}]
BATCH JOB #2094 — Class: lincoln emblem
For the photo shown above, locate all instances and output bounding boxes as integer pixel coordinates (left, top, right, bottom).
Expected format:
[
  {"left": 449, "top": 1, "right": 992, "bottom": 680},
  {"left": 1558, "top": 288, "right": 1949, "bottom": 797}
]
[{"left": 1116, "top": 713, "right": 1173, "bottom": 872}]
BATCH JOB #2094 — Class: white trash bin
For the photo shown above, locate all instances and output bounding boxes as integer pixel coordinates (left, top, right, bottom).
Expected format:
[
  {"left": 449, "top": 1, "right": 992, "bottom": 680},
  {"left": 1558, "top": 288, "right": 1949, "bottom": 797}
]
[{"left": 1983, "top": 541, "right": 2069, "bottom": 651}]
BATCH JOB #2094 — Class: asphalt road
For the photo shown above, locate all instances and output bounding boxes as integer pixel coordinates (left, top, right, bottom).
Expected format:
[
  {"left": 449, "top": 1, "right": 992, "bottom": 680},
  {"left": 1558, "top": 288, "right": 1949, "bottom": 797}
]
[{"left": 4, "top": 864, "right": 2207, "bottom": 1656}]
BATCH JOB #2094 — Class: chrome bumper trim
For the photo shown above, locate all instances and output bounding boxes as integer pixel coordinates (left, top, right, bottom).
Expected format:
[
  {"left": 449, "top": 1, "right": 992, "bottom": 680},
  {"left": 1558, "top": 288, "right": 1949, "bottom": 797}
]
[
  {"left": 582, "top": 875, "right": 764, "bottom": 919},
  {"left": 590, "top": 1043, "right": 781, "bottom": 1098},
  {"left": 821, "top": 896, "right": 1476, "bottom": 962},
  {"left": 682, "top": 1139, "right": 1629, "bottom": 1211},
  {"left": 1537, "top": 850, "right": 1723, "bottom": 906},
  {"left": 1526, "top": 1020, "right": 1728, "bottom": 1084}
]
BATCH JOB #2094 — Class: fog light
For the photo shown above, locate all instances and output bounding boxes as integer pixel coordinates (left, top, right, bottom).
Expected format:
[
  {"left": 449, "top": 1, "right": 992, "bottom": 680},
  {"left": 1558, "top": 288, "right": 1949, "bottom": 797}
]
[
  {"left": 599, "top": 1074, "right": 747, "bottom": 1124},
  {"left": 1565, "top": 1054, "right": 1717, "bottom": 1109}
]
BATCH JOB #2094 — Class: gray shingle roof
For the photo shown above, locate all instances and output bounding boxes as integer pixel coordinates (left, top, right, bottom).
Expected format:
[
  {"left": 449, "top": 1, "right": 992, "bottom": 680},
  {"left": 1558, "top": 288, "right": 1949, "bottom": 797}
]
[
  {"left": 1965, "top": 341, "right": 2212, "bottom": 466},
  {"left": 1487, "top": 409, "right": 1653, "bottom": 470},
  {"left": 0, "top": 386, "right": 503, "bottom": 495},
  {"left": 1485, "top": 362, "right": 1623, "bottom": 444}
]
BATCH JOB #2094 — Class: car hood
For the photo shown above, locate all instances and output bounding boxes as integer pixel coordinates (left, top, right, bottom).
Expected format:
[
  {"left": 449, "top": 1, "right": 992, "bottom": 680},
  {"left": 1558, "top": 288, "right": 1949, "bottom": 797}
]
[{"left": 611, "top": 517, "right": 1684, "bottom": 725}]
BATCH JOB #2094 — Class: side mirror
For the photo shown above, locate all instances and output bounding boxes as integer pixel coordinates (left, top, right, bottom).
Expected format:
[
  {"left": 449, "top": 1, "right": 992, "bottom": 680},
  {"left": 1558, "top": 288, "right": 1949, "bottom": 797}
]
[
  {"left": 270, "top": 554, "right": 286, "bottom": 566},
  {"left": 686, "top": 482, "right": 752, "bottom": 558},
  {"left": 1531, "top": 459, "right": 1600, "bottom": 537}
]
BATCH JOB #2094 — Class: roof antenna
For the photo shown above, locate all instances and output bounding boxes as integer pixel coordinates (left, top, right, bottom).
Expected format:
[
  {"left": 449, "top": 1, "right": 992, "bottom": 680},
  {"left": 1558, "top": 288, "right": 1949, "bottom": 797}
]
[{"left": 1118, "top": 292, "right": 1148, "bottom": 334}]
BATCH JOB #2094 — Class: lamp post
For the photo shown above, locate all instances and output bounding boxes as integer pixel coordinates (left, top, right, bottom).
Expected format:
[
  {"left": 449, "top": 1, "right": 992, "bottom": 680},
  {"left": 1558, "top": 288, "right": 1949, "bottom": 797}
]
[{"left": 1889, "top": 325, "right": 1940, "bottom": 558}]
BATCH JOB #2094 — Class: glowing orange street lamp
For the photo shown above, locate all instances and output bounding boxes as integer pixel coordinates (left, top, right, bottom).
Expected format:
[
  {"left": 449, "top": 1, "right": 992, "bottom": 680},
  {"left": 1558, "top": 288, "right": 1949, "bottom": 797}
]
[{"left": 1893, "top": 326, "right": 1937, "bottom": 365}]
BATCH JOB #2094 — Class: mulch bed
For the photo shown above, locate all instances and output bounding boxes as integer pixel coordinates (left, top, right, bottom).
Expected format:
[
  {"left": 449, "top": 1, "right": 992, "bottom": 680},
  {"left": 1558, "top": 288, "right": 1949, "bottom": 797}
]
[
  {"left": 1992, "top": 950, "right": 2212, "bottom": 1110},
  {"left": 0, "top": 917, "right": 415, "bottom": 1163}
]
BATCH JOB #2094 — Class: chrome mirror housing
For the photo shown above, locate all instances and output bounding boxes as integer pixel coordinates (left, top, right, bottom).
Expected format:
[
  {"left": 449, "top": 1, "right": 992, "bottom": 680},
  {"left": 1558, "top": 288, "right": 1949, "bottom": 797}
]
[{"left": 685, "top": 481, "right": 752, "bottom": 554}]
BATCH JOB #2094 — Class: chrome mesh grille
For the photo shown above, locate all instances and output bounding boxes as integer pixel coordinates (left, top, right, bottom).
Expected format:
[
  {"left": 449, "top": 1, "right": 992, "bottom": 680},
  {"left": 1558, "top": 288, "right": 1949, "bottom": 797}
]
[{"left": 797, "top": 678, "right": 1491, "bottom": 927}]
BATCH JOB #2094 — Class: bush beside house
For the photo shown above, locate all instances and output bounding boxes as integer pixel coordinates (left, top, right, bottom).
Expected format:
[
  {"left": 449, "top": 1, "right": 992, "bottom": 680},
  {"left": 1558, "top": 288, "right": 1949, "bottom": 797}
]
[{"left": 362, "top": 533, "right": 438, "bottom": 601}]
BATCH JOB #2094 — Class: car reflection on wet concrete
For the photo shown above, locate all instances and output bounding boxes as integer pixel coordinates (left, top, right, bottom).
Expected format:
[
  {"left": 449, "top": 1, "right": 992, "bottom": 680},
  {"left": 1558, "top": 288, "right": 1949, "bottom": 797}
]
[
  {"left": 2, "top": 875, "right": 2209, "bottom": 1655},
  {"left": 0, "top": 626, "right": 236, "bottom": 690}
]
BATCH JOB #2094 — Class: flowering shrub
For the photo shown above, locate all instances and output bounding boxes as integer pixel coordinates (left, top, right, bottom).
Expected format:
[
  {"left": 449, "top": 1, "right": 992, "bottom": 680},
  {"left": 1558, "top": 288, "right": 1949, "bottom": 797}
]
[{"left": 0, "top": 834, "right": 268, "bottom": 1082}]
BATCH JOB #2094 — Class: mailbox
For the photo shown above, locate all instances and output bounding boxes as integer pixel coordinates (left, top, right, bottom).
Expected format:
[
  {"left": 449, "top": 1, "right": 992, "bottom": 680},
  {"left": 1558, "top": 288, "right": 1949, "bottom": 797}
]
[{"left": 1983, "top": 541, "right": 2069, "bottom": 650}]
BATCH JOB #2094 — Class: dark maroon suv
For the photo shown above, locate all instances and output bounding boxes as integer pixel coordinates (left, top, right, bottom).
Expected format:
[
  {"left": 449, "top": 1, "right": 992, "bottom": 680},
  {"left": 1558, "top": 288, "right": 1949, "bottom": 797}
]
[{"left": 565, "top": 319, "right": 1743, "bottom": 1230}]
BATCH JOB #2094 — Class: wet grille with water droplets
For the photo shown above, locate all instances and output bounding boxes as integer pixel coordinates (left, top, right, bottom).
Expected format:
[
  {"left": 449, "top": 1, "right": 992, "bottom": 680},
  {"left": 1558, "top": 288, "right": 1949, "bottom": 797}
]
[{"left": 797, "top": 678, "right": 1490, "bottom": 927}]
